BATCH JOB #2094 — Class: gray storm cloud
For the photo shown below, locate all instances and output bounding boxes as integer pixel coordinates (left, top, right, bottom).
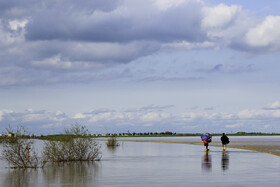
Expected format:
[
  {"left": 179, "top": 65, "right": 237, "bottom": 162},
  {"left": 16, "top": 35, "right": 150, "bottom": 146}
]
[
  {"left": 24, "top": 0, "right": 205, "bottom": 43},
  {"left": 0, "top": 0, "right": 280, "bottom": 87}
]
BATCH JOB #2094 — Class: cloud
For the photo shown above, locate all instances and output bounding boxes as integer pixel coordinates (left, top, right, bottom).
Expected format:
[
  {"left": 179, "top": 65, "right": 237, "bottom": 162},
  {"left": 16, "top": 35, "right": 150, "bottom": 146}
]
[
  {"left": 245, "top": 16, "right": 280, "bottom": 50},
  {"left": 0, "top": 109, "right": 70, "bottom": 134},
  {"left": 202, "top": 4, "right": 242, "bottom": 29},
  {"left": 154, "top": 0, "right": 186, "bottom": 11},
  {"left": 31, "top": 55, "right": 106, "bottom": 72},
  {"left": 200, "top": 64, "right": 254, "bottom": 73},
  {"left": 1, "top": 0, "right": 280, "bottom": 88},
  {"left": 237, "top": 110, "right": 266, "bottom": 119},
  {"left": 202, "top": 3, "right": 254, "bottom": 48},
  {"left": 136, "top": 76, "right": 204, "bottom": 82},
  {"left": 1, "top": 109, "right": 68, "bottom": 123},
  {"left": 237, "top": 108, "right": 280, "bottom": 119},
  {"left": 263, "top": 101, "right": 280, "bottom": 110},
  {"left": 125, "top": 105, "right": 175, "bottom": 112},
  {"left": 0, "top": 110, "right": 6, "bottom": 121},
  {"left": 24, "top": 0, "right": 205, "bottom": 43},
  {"left": 162, "top": 41, "right": 215, "bottom": 50},
  {"left": 225, "top": 123, "right": 244, "bottom": 128},
  {"left": 1, "top": 105, "right": 280, "bottom": 134},
  {"left": 0, "top": 0, "right": 120, "bottom": 18}
]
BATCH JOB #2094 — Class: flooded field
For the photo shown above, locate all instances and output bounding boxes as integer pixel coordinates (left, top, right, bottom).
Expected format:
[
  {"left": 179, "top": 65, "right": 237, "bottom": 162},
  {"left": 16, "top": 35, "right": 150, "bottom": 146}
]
[
  {"left": 118, "top": 135, "right": 280, "bottom": 156},
  {"left": 117, "top": 135, "right": 280, "bottom": 146},
  {"left": 0, "top": 137, "right": 280, "bottom": 187}
]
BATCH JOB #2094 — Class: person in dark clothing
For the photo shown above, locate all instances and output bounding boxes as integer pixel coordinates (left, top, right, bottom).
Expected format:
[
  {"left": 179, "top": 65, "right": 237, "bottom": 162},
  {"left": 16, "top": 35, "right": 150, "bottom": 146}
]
[{"left": 221, "top": 133, "right": 230, "bottom": 152}]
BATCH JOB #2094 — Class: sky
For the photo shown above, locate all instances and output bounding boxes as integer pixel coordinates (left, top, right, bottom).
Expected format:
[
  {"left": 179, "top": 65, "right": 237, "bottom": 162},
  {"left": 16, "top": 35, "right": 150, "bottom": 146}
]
[{"left": 1, "top": 0, "right": 280, "bottom": 135}]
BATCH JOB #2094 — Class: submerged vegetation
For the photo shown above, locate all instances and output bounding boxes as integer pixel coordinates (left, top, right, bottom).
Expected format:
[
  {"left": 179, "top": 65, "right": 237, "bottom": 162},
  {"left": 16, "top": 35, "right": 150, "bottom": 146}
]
[
  {"left": 1, "top": 125, "right": 101, "bottom": 168},
  {"left": 43, "top": 124, "right": 101, "bottom": 162},
  {"left": 106, "top": 136, "right": 119, "bottom": 147},
  {"left": 1, "top": 126, "right": 44, "bottom": 168}
]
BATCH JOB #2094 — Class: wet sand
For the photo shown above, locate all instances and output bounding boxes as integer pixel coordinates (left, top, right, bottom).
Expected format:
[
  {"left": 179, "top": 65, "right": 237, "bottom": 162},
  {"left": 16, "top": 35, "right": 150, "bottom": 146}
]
[{"left": 118, "top": 136, "right": 280, "bottom": 156}]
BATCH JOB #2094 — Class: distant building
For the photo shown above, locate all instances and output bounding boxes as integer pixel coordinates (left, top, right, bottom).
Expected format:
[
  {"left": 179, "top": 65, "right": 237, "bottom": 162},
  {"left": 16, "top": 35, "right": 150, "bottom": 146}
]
[{"left": 7, "top": 132, "right": 15, "bottom": 137}]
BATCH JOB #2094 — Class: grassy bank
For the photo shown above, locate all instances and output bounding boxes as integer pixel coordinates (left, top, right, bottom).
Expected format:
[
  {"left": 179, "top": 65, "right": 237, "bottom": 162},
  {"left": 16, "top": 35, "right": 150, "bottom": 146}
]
[{"left": 37, "top": 132, "right": 280, "bottom": 140}]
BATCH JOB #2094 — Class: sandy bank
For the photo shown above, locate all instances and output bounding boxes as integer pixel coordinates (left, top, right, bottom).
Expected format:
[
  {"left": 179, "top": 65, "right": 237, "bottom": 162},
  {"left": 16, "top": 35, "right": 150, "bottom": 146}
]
[{"left": 119, "top": 138, "right": 280, "bottom": 157}]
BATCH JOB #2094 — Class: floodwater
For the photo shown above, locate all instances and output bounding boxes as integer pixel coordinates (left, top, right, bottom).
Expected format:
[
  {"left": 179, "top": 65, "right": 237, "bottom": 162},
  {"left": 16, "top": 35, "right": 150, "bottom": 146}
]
[
  {"left": 118, "top": 135, "right": 280, "bottom": 146},
  {"left": 0, "top": 137, "right": 280, "bottom": 187}
]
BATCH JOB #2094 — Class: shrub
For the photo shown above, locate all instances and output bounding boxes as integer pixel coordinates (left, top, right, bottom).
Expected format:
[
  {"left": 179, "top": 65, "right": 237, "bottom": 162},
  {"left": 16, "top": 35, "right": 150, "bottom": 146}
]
[
  {"left": 106, "top": 136, "right": 119, "bottom": 147},
  {"left": 43, "top": 124, "right": 101, "bottom": 162},
  {"left": 1, "top": 126, "right": 43, "bottom": 168}
]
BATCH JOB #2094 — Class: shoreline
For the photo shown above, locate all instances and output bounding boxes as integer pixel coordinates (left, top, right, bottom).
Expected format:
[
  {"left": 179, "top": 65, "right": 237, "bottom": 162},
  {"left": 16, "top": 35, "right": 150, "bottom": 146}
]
[{"left": 118, "top": 139, "right": 280, "bottom": 157}]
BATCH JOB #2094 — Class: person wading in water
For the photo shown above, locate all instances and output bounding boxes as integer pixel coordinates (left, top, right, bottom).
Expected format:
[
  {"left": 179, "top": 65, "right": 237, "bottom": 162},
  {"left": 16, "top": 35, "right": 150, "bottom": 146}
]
[
  {"left": 201, "top": 133, "right": 211, "bottom": 152},
  {"left": 221, "top": 133, "right": 230, "bottom": 152}
]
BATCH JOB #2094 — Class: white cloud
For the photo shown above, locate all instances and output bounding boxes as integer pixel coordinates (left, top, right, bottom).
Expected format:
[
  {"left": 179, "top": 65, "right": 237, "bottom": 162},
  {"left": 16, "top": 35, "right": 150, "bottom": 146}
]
[
  {"left": 9, "top": 19, "right": 28, "bottom": 30},
  {"left": 181, "top": 112, "right": 197, "bottom": 121},
  {"left": 0, "top": 19, "right": 26, "bottom": 46},
  {"left": 154, "top": 0, "right": 189, "bottom": 11},
  {"left": 202, "top": 4, "right": 242, "bottom": 29},
  {"left": 245, "top": 16, "right": 280, "bottom": 49},
  {"left": 225, "top": 123, "right": 244, "bottom": 128},
  {"left": 89, "top": 112, "right": 112, "bottom": 122},
  {"left": 271, "top": 111, "right": 280, "bottom": 118},
  {"left": 73, "top": 113, "right": 86, "bottom": 119},
  {"left": 0, "top": 111, "right": 3, "bottom": 122},
  {"left": 141, "top": 112, "right": 170, "bottom": 121},
  {"left": 1, "top": 106, "right": 280, "bottom": 134},
  {"left": 237, "top": 108, "right": 280, "bottom": 119},
  {"left": 263, "top": 101, "right": 280, "bottom": 110},
  {"left": 237, "top": 110, "right": 266, "bottom": 119},
  {"left": 0, "top": 109, "right": 68, "bottom": 125},
  {"left": 200, "top": 3, "right": 256, "bottom": 50}
]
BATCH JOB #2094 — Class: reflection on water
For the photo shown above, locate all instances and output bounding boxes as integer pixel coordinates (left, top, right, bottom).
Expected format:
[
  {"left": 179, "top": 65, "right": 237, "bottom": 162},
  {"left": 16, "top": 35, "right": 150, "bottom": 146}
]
[
  {"left": 201, "top": 152, "right": 230, "bottom": 173},
  {"left": 1, "top": 139, "right": 280, "bottom": 187},
  {"left": 202, "top": 152, "right": 212, "bottom": 172},
  {"left": 3, "top": 162, "right": 100, "bottom": 187},
  {"left": 221, "top": 152, "right": 229, "bottom": 171},
  {"left": 107, "top": 145, "right": 119, "bottom": 154},
  {"left": 4, "top": 169, "right": 38, "bottom": 187},
  {"left": 42, "top": 162, "right": 100, "bottom": 187}
]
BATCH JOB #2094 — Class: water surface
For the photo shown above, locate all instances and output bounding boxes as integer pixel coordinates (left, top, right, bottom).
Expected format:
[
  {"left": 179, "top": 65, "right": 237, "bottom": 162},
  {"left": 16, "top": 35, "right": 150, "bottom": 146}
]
[{"left": 0, "top": 137, "right": 280, "bottom": 187}]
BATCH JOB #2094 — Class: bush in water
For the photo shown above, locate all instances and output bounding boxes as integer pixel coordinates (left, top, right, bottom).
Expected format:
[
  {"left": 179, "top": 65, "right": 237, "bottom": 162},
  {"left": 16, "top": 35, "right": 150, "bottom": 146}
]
[
  {"left": 1, "top": 126, "right": 43, "bottom": 168},
  {"left": 43, "top": 124, "right": 101, "bottom": 162},
  {"left": 106, "top": 136, "right": 120, "bottom": 147}
]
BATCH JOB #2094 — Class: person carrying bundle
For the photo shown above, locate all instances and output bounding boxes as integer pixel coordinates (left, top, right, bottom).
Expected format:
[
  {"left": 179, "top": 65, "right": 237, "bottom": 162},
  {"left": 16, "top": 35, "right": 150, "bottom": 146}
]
[{"left": 201, "top": 133, "right": 212, "bottom": 152}]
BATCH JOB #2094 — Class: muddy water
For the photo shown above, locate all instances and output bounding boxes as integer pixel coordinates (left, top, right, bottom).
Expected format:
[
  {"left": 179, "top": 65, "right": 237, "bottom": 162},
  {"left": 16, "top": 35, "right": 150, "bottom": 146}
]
[{"left": 0, "top": 137, "right": 280, "bottom": 187}]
